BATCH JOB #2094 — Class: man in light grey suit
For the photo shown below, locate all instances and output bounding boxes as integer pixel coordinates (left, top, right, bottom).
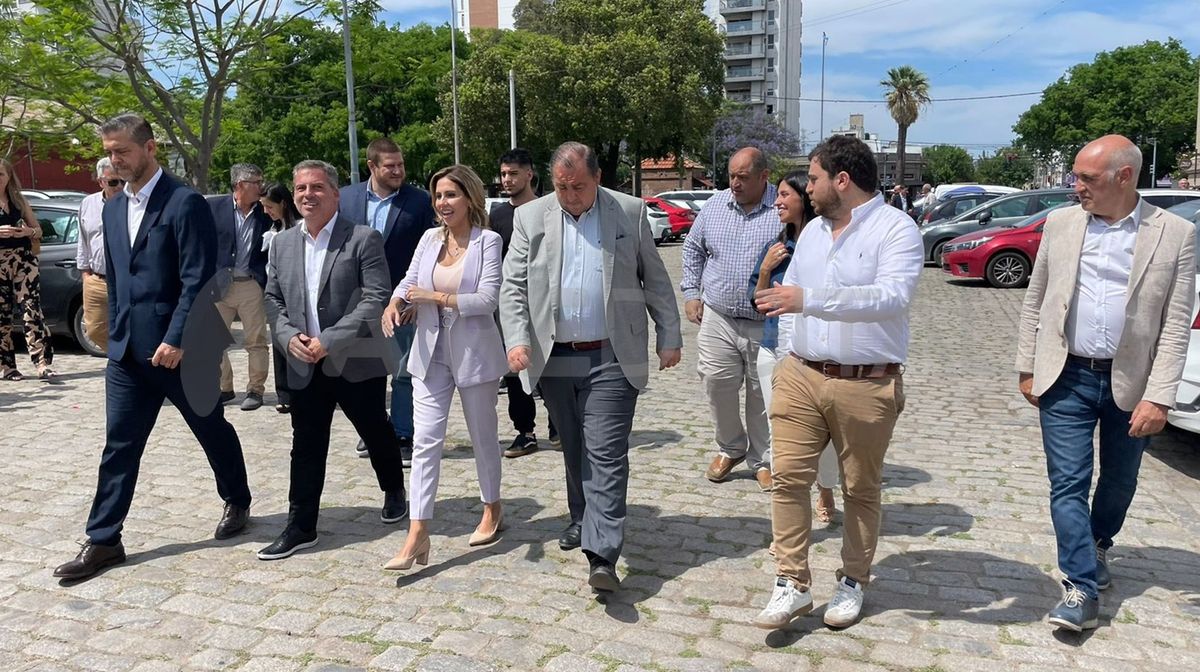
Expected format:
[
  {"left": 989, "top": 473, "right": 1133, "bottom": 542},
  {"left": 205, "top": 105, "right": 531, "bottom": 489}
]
[
  {"left": 258, "top": 159, "right": 408, "bottom": 561},
  {"left": 501, "top": 142, "right": 683, "bottom": 592},
  {"left": 1017, "top": 135, "right": 1195, "bottom": 631}
]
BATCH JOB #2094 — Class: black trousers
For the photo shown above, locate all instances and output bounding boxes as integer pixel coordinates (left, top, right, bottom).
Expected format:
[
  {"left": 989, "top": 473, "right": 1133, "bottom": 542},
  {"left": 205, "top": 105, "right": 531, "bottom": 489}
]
[
  {"left": 272, "top": 344, "right": 291, "bottom": 405},
  {"left": 287, "top": 366, "right": 405, "bottom": 532},
  {"left": 503, "top": 373, "right": 556, "bottom": 436},
  {"left": 86, "top": 353, "right": 251, "bottom": 545}
]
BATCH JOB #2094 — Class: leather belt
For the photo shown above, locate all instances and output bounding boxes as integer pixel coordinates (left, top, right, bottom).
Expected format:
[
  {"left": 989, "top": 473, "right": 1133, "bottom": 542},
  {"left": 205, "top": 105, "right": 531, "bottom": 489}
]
[
  {"left": 1067, "top": 354, "right": 1113, "bottom": 371},
  {"left": 791, "top": 353, "right": 901, "bottom": 379},
  {"left": 556, "top": 339, "right": 608, "bottom": 351}
]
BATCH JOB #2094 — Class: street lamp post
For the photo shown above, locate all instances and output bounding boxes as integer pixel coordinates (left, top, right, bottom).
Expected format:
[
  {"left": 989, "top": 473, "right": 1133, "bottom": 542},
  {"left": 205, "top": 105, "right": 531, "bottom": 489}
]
[
  {"left": 449, "top": 0, "right": 461, "bottom": 164},
  {"left": 341, "top": 0, "right": 359, "bottom": 183},
  {"left": 1150, "top": 136, "right": 1158, "bottom": 188},
  {"left": 819, "top": 32, "right": 828, "bottom": 142}
]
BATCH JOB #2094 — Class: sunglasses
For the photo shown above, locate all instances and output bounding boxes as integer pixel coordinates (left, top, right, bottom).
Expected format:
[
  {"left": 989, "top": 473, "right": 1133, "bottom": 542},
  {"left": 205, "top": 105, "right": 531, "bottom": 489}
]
[{"left": 106, "top": 179, "right": 126, "bottom": 187}]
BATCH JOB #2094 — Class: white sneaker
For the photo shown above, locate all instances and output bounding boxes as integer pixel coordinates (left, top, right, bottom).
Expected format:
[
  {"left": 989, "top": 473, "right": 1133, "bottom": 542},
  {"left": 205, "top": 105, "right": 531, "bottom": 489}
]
[
  {"left": 823, "top": 575, "right": 864, "bottom": 628},
  {"left": 752, "top": 577, "right": 813, "bottom": 630}
]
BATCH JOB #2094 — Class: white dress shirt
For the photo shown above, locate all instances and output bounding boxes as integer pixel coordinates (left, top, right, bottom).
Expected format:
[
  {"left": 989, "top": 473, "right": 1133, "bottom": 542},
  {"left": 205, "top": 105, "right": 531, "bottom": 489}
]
[
  {"left": 124, "top": 167, "right": 163, "bottom": 248},
  {"left": 784, "top": 194, "right": 924, "bottom": 364},
  {"left": 301, "top": 215, "right": 336, "bottom": 338},
  {"left": 1066, "top": 201, "right": 1141, "bottom": 359},
  {"left": 556, "top": 205, "right": 607, "bottom": 342},
  {"left": 76, "top": 191, "right": 107, "bottom": 275}
]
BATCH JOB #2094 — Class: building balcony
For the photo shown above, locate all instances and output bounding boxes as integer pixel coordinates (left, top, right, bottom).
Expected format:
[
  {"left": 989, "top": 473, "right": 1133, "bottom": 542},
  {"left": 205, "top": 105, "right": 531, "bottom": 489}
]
[
  {"left": 724, "top": 43, "right": 765, "bottom": 60},
  {"left": 726, "top": 66, "right": 765, "bottom": 82},
  {"left": 720, "top": 20, "right": 765, "bottom": 35},
  {"left": 720, "top": 0, "right": 767, "bottom": 14},
  {"left": 727, "top": 91, "right": 766, "bottom": 105}
]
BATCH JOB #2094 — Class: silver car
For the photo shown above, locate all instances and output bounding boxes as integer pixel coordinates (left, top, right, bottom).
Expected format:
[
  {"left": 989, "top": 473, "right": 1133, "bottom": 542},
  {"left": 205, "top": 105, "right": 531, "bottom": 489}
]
[{"left": 921, "top": 189, "right": 1077, "bottom": 263}]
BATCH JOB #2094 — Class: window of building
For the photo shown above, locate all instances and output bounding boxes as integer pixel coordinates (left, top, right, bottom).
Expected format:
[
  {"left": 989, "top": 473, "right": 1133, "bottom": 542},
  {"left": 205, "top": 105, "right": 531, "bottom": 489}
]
[
  {"left": 767, "top": 34, "right": 775, "bottom": 46},
  {"left": 767, "top": 105, "right": 774, "bottom": 114},
  {"left": 768, "top": 58, "right": 774, "bottom": 70}
]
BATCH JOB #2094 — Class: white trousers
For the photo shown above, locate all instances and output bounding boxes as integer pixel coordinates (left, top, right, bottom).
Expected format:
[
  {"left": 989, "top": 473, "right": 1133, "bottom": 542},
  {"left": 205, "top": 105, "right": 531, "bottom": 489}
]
[
  {"left": 757, "top": 346, "right": 839, "bottom": 489},
  {"left": 409, "top": 342, "right": 502, "bottom": 521}
]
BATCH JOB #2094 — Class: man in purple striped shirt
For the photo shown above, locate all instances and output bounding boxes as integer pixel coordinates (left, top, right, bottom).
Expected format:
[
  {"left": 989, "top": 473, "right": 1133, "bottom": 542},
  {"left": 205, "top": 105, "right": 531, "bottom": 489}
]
[{"left": 681, "top": 147, "right": 783, "bottom": 491}]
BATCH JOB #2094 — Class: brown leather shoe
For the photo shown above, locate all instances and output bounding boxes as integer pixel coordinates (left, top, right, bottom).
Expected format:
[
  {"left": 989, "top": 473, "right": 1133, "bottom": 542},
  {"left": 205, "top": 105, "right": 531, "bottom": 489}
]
[
  {"left": 705, "top": 454, "right": 745, "bottom": 482},
  {"left": 756, "top": 469, "right": 774, "bottom": 492},
  {"left": 53, "top": 541, "right": 126, "bottom": 581}
]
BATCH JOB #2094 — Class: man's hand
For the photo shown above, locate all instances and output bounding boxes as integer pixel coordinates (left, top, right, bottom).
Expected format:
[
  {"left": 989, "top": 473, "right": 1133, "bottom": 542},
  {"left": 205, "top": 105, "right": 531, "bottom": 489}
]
[
  {"left": 658, "top": 348, "right": 682, "bottom": 370},
  {"left": 1018, "top": 372, "right": 1038, "bottom": 407},
  {"left": 150, "top": 343, "right": 183, "bottom": 369},
  {"left": 754, "top": 282, "right": 804, "bottom": 318},
  {"left": 507, "top": 345, "right": 531, "bottom": 373},
  {"left": 305, "top": 336, "right": 328, "bottom": 362},
  {"left": 1129, "top": 400, "right": 1168, "bottom": 438},
  {"left": 684, "top": 300, "right": 704, "bottom": 325},
  {"left": 289, "top": 334, "right": 318, "bottom": 364}
]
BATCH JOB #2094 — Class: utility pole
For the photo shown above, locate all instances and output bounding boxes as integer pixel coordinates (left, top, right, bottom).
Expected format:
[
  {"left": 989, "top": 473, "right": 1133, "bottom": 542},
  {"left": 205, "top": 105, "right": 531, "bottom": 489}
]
[
  {"left": 509, "top": 69, "right": 517, "bottom": 149},
  {"left": 819, "top": 32, "right": 828, "bottom": 142},
  {"left": 341, "top": 0, "right": 359, "bottom": 183},
  {"left": 1150, "top": 136, "right": 1158, "bottom": 188},
  {"left": 449, "top": 0, "right": 461, "bottom": 163}
]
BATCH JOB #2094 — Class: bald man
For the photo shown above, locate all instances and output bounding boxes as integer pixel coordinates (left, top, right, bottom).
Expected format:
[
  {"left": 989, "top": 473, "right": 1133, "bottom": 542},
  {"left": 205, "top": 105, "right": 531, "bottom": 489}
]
[
  {"left": 1016, "top": 134, "right": 1195, "bottom": 631},
  {"left": 681, "top": 147, "right": 782, "bottom": 491}
]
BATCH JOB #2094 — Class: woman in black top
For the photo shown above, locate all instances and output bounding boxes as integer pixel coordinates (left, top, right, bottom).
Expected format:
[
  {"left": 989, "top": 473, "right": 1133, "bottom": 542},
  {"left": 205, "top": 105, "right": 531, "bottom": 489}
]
[
  {"left": 259, "top": 182, "right": 300, "bottom": 411},
  {"left": 0, "top": 158, "right": 53, "bottom": 381}
]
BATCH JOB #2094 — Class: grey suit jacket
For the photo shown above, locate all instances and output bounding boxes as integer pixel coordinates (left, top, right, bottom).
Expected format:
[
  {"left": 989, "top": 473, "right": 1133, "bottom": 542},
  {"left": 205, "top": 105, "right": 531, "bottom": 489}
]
[
  {"left": 1016, "top": 201, "right": 1196, "bottom": 410},
  {"left": 500, "top": 188, "right": 683, "bottom": 393},
  {"left": 265, "top": 214, "right": 396, "bottom": 383}
]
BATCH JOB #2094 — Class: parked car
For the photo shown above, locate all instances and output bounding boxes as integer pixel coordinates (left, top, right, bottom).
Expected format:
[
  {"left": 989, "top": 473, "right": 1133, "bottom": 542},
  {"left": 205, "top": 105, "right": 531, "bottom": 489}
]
[
  {"left": 40, "top": 189, "right": 90, "bottom": 200},
  {"left": 918, "top": 192, "right": 1005, "bottom": 227},
  {"left": 643, "top": 196, "right": 695, "bottom": 243},
  {"left": 1164, "top": 200, "right": 1200, "bottom": 433},
  {"left": 653, "top": 190, "right": 717, "bottom": 214},
  {"left": 9, "top": 200, "right": 104, "bottom": 356},
  {"left": 21, "top": 189, "right": 51, "bottom": 200},
  {"left": 931, "top": 183, "right": 1021, "bottom": 201},
  {"left": 921, "top": 189, "right": 1077, "bottom": 263}
]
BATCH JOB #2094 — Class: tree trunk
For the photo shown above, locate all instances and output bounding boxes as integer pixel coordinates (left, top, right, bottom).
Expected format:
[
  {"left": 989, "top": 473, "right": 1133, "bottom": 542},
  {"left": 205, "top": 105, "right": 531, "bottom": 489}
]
[
  {"left": 599, "top": 143, "right": 621, "bottom": 189},
  {"left": 633, "top": 148, "right": 642, "bottom": 197},
  {"left": 896, "top": 123, "right": 908, "bottom": 187}
]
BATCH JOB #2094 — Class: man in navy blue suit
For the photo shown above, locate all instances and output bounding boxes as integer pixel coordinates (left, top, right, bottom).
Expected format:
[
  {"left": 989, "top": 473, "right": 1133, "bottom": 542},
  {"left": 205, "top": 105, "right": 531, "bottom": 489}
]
[
  {"left": 338, "top": 137, "right": 435, "bottom": 465},
  {"left": 53, "top": 114, "right": 253, "bottom": 582},
  {"left": 209, "top": 163, "right": 273, "bottom": 411}
]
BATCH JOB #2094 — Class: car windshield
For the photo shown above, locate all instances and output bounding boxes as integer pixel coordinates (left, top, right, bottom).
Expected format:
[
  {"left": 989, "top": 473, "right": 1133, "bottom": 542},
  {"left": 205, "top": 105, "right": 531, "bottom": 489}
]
[
  {"left": 1000, "top": 202, "right": 1072, "bottom": 228},
  {"left": 1167, "top": 199, "right": 1200, "bottom": 221}
]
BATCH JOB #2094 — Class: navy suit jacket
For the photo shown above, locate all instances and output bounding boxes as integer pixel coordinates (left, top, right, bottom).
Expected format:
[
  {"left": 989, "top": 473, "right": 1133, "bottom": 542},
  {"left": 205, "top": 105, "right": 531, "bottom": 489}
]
[
  {"left": 208, "top": 194, "right": 272, "bottom": 289},
  {"left": 103, "top": 171, "right": 232, "bottom": 365},
  {"left": 339, "top": 181, "right": 436, "bottom": 289}
]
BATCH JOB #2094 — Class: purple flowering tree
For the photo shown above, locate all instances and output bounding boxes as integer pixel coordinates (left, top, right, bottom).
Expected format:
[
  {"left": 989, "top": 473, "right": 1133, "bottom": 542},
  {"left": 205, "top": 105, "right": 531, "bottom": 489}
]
[{"left": 711, "top": 105, "right": 800, "bottom": 186}]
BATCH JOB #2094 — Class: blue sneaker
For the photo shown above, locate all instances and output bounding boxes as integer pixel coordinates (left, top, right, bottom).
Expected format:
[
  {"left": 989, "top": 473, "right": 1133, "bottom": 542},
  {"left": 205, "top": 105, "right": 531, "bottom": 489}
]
[
  {"left": 1095, "top": 543, "right": 1111, "bottom": 591},
  {"left": 1047, "top": 580, "right": 1099, "bottom": 632}
]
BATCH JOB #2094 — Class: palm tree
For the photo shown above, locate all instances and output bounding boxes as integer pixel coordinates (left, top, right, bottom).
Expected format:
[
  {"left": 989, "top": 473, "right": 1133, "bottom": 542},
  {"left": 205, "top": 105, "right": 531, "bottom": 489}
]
[{"left": 881, "top": 66, "right": 932, "bottom": 187}]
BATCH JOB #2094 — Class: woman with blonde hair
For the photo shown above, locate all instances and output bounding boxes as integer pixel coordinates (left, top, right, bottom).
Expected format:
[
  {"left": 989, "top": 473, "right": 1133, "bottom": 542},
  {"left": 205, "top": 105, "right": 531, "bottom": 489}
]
[
  {"left": 0, "top": 158, "right": 53, "bottom": 381},
  {"left": 382, "top": 165, "right": 508, "bottom": 570}
]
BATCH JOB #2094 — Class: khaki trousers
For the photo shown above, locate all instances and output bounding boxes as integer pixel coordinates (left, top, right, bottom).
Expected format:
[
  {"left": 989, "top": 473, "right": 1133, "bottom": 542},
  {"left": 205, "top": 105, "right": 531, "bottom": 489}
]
[
  {"left": 770, "top": 355, "right": 904, "bottom": 588},
  {"left": 82, "top": 273, "right": 109, "bottom": 352},
  {"left": 215, "top": 278, "right": 269, "bottom": 395}
]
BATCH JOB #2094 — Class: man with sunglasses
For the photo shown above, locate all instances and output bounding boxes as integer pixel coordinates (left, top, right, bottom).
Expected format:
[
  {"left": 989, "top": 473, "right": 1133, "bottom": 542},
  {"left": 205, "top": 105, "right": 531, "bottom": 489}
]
[
  {"left": 76, "top": 158, "right": 125, "bottom": 352},
  {"left": 209, "top": 163, "right": 273, "bottom": 411}
]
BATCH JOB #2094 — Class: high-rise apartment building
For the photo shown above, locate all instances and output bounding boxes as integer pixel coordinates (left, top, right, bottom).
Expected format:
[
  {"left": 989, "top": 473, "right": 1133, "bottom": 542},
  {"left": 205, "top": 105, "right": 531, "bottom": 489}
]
[
  {"left": 455, "top": 0, "right": 520, "bottom": 33},
  {"left": 718, "top": 0, "right": 802, "bottom": 141}
]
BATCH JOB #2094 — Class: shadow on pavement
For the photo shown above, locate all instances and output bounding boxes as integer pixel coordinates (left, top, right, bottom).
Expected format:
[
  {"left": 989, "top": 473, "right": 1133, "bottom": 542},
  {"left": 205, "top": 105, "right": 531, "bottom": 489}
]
[
  {"left": 629, "top": 429, "right": 683, "bottom": 450},
  {"left": 1146, "top": 428, "right": 1200, "bottom": 480}
]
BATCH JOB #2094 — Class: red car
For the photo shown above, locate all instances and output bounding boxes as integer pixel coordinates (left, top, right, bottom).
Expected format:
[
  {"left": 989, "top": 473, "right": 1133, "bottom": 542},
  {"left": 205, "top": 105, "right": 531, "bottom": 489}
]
[
  {"left": 644, "top": 196, "right": 696, "bottom": 238},
  {"left": 941, "top": 207, "right": 1057, "bottom": 288}
]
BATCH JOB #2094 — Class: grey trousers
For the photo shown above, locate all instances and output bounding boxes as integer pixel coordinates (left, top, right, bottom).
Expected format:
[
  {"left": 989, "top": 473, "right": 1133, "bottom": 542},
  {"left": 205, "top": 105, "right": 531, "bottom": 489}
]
[
  {"left": 539, "top": 343, "right": 639, "bottom": 565},
  {"left": 696, "top": 306, "right": 771, "bottom": 470}
]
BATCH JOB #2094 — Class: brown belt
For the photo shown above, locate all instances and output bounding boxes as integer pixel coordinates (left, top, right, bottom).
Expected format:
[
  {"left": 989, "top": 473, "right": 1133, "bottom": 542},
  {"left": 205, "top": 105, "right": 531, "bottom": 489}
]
[
  {"left": 556, "top": 339, "right": 608, "bottom": 351},
  {"left": 791, "top": 353, "right": 901, "bottom": 379}
]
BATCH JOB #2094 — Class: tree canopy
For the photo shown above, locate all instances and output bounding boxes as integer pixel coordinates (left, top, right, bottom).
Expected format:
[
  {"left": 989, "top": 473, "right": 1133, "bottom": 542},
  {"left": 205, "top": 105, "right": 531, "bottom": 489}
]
[
  {"left": 710, "top": 104, "right": 799, "bottom": 187},
  {"left": 1013, "top": 39, "right": 1198, "bottom": 187},
  {"left": 923, "top": 144, "right": 974, "bottom": 185},
  {"left": 975, "top": 146, "right": 1034, "bottom": 188}
]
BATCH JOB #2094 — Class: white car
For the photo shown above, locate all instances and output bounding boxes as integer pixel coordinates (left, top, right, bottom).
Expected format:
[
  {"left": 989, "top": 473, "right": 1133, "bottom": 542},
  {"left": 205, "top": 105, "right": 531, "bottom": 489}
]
[{"left": 1166, "top": 199, "right": 1200, "bottom": 433}]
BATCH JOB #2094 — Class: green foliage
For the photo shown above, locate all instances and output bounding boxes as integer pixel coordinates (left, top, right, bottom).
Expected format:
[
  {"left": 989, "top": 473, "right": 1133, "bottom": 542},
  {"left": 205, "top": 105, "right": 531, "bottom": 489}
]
[
  {"left": 1014, "top": 39, "right": 1198, "bottom": 187},
  {"left": 975, "top": 146, "right": 1034, "bottom": 188},
  {"left": 923, "top": 145, "right": 975, "bottom": 185}
]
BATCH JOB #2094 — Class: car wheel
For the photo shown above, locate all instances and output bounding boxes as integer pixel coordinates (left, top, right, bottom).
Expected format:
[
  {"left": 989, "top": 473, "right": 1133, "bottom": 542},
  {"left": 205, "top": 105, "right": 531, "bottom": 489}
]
[
  {"left": 72, "top": 303, "right": 105, "bottom": 357},
  {"left": 985, "top": 252, "right": 1030, "bottom": 289},
  {"left": 930, "top": 240, "right": 951, "bottom": 263}
]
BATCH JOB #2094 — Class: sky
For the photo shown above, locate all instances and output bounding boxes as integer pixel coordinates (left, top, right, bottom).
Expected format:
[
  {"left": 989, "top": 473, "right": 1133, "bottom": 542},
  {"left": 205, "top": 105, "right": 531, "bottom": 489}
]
[{"left": 380, "top": 0, "right": 1200, "bottom": 155}]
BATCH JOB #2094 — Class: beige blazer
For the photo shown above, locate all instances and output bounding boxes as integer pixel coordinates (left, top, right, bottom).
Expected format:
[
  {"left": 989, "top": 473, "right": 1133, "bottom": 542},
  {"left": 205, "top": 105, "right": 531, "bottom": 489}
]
[
  {"left": 1015, "top": 201, "right": 1196, "bottom": 410},
  {"left": 499, "top": 188, "right": 683, "bottom": 393}
]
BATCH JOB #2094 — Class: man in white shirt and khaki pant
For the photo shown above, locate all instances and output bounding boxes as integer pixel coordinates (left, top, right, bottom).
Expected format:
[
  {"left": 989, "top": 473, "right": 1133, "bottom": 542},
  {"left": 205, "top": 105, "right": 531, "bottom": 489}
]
[
  {"left": 751, "top": 135, "right": 923, "bottom": 631},
  {"left": 76, "top": 158, "right": 126, "bottom": 352},
  {"left": 1016, "top": 135, "right": 1194, "bottom": 632}
]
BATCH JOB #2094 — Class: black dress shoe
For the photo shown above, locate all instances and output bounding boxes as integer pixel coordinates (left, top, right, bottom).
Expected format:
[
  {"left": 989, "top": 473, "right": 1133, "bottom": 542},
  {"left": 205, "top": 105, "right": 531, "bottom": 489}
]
[
  {"left": 398, "top": 436, "right": 413, "bottom": 468},
  {"left": 355, "top": 438, "right": 370, "bottom": 458},
  {"left": 588, "top": 558, "right": 621, "bottom": 593},
  {"left": 53, "top": 541, "right": 126, "bottom": 580},
  {"left": 558, "top": 522, "right": 581, "bottom": 550},
  {"left": 381, "top": 490, "right": 408, "bottom": 524},
  {"left": 214, "top": 503, "right": 249, "bottom": 540},
  {"left": 257, "top": 527, "right": 318, "bottom": 560},
  {"left": 218, "top": 390, "right": 236, "bottom": 404}
]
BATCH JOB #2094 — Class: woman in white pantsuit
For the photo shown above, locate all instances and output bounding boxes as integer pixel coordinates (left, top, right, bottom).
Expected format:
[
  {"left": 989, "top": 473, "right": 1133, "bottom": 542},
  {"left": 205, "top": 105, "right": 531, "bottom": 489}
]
[{"left": 382, "top": 165, "right": 509, "bottom": 570}]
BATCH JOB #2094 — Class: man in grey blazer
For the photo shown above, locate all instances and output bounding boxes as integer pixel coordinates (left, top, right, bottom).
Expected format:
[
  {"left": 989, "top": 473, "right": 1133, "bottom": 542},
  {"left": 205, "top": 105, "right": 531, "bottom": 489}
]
[
  {"left": 258, "top": 159, "right": 408, "bottom": 560},
  {"left": 501, "top": 142, "right": 683, "bottom": 593},
  {"left": 1016, "top": 135, "right": 1196, "bottom": 631}
]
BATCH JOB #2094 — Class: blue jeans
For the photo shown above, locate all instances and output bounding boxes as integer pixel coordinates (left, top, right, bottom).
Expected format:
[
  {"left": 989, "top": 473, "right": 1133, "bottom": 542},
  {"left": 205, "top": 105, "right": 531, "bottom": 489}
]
[
  {"left": 1039, "top": 360, "right": 1148, "bottom": 599},
  {"left": 390, "top": 323, "right": 415, "bottom": 439}
]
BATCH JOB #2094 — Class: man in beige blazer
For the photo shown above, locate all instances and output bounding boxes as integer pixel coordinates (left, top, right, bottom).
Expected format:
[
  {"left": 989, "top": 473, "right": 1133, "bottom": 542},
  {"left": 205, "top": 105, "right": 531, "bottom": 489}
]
[
  {"left": 501, "top": 141, "right": 682, "bottom": 593},
  {"left": 1016, "top": 135, "right": 1195, "bottom": 631}
]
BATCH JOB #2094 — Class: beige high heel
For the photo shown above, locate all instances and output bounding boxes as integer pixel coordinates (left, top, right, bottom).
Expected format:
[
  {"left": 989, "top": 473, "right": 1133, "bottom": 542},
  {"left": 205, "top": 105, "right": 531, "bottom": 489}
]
[
  {"left": 468, "top": 515, "right": 505, "bottom": 547},
  {"left": 384, "top": 536, "right": 430, "bottom": 570}
]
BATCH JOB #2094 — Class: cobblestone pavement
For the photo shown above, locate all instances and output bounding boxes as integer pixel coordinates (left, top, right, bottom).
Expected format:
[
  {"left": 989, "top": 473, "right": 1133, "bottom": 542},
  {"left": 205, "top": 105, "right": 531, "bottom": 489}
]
[{"left": 3, "top": 242, "right": 1200, "bottom": 672}]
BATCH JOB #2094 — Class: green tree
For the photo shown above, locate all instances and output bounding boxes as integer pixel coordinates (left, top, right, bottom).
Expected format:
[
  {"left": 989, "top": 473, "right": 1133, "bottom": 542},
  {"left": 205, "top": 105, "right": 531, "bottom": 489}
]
[
  {"left": 452, "top": 0, "right": 724, "bottom": 188},
  {"left": 975, "top": 147, "right": 1034, "bottom": 188},
  {"left": 923, "top": 144, "right": 974, "bottom": 185},
  {"left": 0, "top": 0, "right": 321, "bottom": 189},
  {"left": 881, "top": 65, "right": 931, "bottom": 186},
  {"left": 1013, "top": 39, "right": 1198, "bottom": 187}
]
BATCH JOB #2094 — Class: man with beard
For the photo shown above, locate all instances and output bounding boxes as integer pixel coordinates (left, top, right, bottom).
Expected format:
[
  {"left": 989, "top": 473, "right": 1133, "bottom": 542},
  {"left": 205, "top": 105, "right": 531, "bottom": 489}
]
[{"left": 751, "top": 135, "right": 923, "bottom": 630}]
